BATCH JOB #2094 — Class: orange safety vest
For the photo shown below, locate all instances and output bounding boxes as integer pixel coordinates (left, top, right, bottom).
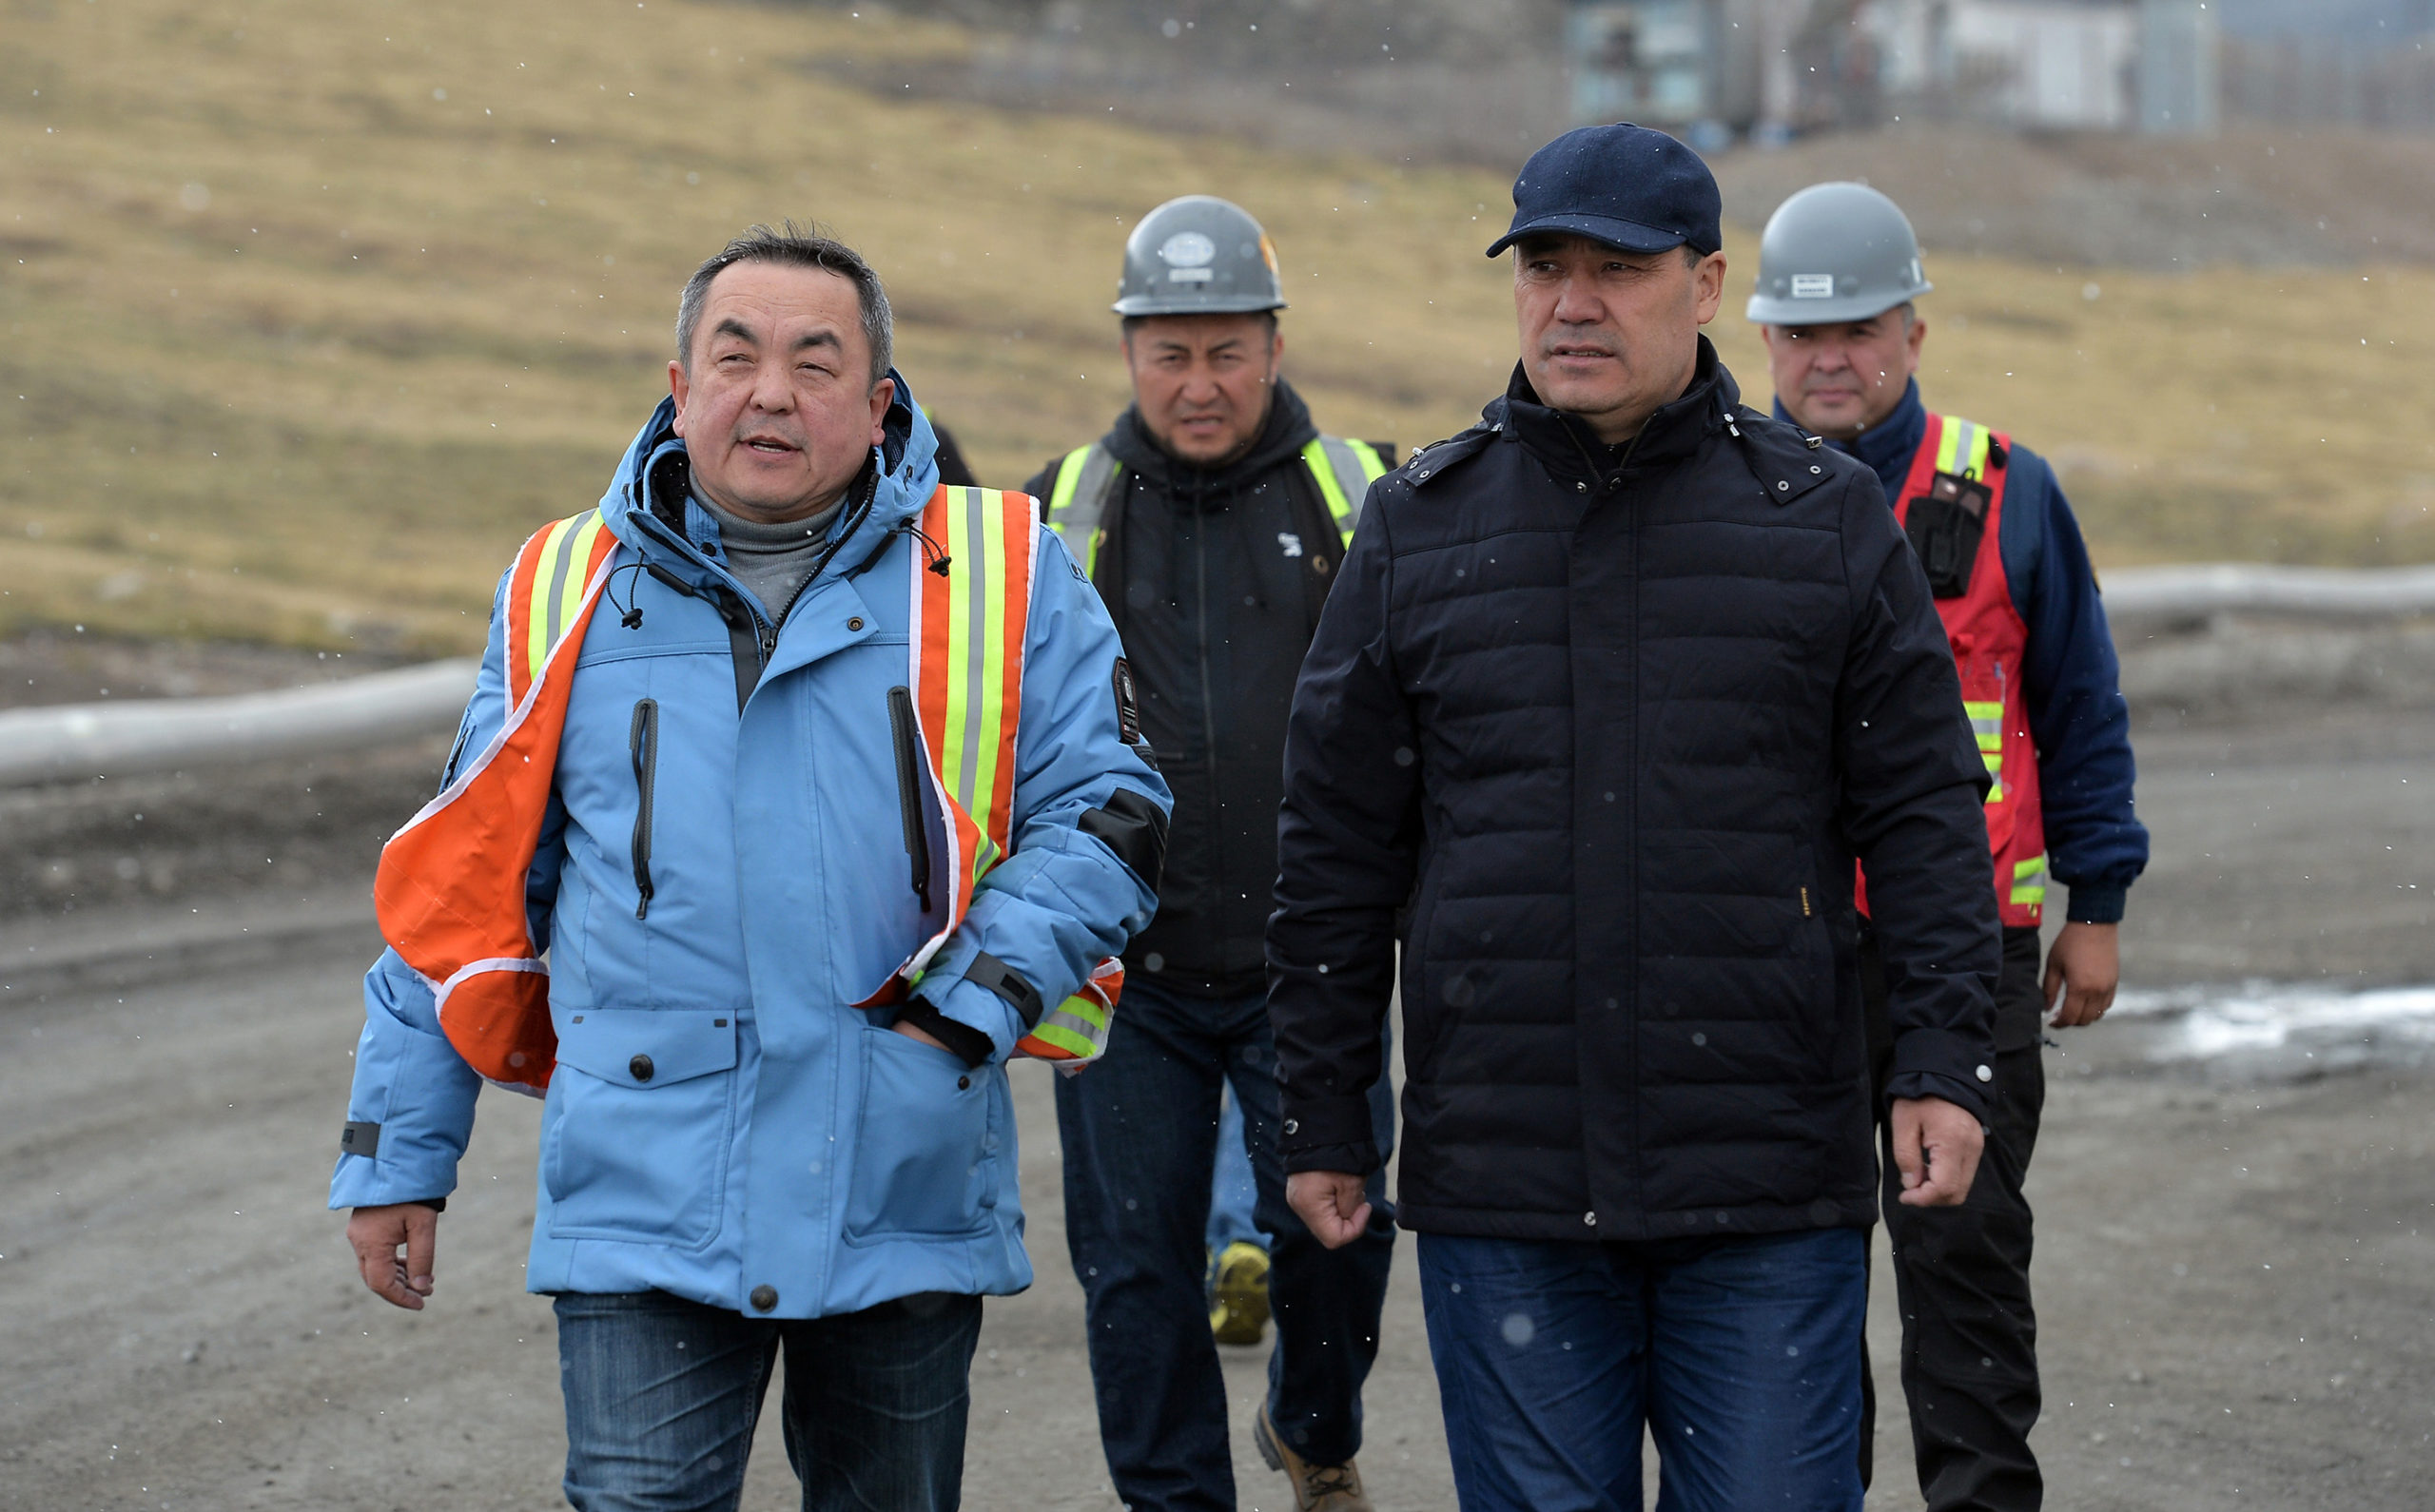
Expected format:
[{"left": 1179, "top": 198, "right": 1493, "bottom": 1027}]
[
  {"left": 1859, "top": 414, "right": 2048, "bottom": 930},
  {"left": 373, "top": 487, "right": 1121, "bottom": 1095}
]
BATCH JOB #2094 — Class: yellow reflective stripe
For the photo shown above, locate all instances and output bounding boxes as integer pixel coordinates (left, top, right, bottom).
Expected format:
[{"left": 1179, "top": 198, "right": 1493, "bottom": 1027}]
[
  {"left": 2010, "top": 854, "right": 2048, "bottom": 906},
  {"left": 1023, "top": 1017, "right": 1103, "bottom": 1060},
  {"left": 1301, "top": 437, "right": 1353, "bottom": 537},
  {"left": 1023, "top": 993, "right": 1113, "bottom": 1060},
  {"left": 521, "top": 511, "right": 603, "bottom": 686},
  {"left": 1302, "top": 435, "right": 1388, "bottom": 546},
  {"left": 1935, "top": 415, "right": 1992, "bottom": 480},
  {"left": 938, "top": 488, "right": 1016, "bottom": 883},
  {"left": 1962, "top": 699, "right": 2003, "bottom": 752},
  {"left": 1046, "top": 449, "right": 1085, "bottom": 514},
  {"left": 1045, "top": 445, "right": 1114, "bottom": 577},
  {"left": 967, "top": 488, "right": 1011, "bottom": 872},
  {"left": 557, "top": 512, "right": 606, "bottom": 639},
  {"left": 1056, "top": 993, "right": 1109, "bottom": 1031}
]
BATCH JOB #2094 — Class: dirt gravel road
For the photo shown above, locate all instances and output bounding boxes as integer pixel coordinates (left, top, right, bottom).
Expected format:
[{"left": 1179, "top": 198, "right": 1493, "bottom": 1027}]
[{"left": 1, "top": 704, "right": 2429, "bottom": 1511}]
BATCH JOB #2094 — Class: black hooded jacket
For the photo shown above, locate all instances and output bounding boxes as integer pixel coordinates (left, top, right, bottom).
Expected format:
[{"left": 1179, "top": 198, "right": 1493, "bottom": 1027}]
[
  {"left": 1266, "top": 340, "right": 2001, "bottom": 1241},
  {"left": 1024, "top": 379, "right": 1372, "bottom": 998}
]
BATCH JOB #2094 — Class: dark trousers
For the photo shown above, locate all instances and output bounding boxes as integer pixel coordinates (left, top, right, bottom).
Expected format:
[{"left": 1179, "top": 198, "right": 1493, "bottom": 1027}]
[
  {"left": 554, "top": 1288, "right": 984, "bottom": 1512},
  {"left": 1055, "top": 974, "right": 1397, "bottom": 1511},
  {"left": 1860, "top": 923, "right": 2048, "bottom": 1512},
  {"left": 1418, "top": 1228, "right": 1868, "bottom": 1512}
]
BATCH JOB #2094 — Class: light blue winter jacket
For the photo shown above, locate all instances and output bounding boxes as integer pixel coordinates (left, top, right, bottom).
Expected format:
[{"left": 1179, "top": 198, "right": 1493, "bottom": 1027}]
[{"left": 330, "top": 378, "right": 1169, "bottom": 1316}]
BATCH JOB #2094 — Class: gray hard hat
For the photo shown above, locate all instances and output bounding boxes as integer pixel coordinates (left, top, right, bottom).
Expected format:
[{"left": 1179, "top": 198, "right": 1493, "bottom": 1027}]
[
  {"left": 1113, "top": 195, "right": 1287, "bottom": 318},
  {"left": 1745, "top": 182, "right": 1933, "bottom": 326}
]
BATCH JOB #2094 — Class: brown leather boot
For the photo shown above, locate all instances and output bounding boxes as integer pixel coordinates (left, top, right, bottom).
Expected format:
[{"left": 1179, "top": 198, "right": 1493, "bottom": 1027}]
[{"left": 1254, "top": 1403, "right": 1372, "bottom": 1512}]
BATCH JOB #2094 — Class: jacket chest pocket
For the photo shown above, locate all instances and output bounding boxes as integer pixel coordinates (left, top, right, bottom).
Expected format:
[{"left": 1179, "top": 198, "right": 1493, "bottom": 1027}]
[
  {"left": 844, "top": 1027, "right": 1000, "bottom": 1243},
  {"left": 543, "top": 1010, "right": 739, "bottom": 1250}
]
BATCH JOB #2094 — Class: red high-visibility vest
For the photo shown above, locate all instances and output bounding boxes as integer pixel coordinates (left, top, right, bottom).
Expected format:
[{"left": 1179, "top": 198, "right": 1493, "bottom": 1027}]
[
  {"left": 373, "top": 487, "right": 1120, "bottom": 1095},
  {"left": 1885, "top": 414, "right": 2048, "bottom": 928}
]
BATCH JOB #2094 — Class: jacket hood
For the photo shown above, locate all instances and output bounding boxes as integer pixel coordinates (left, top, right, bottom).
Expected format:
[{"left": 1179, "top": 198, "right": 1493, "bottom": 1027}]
[
  {"left": 1489, "top": 335, "right": 1739, "bottom": 481},
  {"left": 596, "top": 370, "right": 941, "bottom": 591},
  {"left": 1101, "top": 376, "right": 1318, "bottom": 506}
]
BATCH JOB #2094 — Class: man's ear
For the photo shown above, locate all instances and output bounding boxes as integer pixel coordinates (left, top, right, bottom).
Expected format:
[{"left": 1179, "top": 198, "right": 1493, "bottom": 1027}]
[
  {"left": 1904, "top": 313, "right": 1929, "bottom": 377},
  {"left": 1268, "top": 327, "right": 1286, "bottom": 379},
  {"left": 867, "top": 376, "right": 897, "bottom": 449},
  {"left": 669, "top": 359, "right": 692, "bottom": 438},
  {"left": 1692, "top": 250, "right": 1728, "bottom": 326}
]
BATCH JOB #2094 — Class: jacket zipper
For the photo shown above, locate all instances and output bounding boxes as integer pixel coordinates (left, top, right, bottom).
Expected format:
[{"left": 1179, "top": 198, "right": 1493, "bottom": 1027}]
[
  {"left": 887, "top": 686, "right": 933, "bottom": 911},
  {"left": 629, "top": 697, "right": 659, "bottom": 920},
  {"left": 1191, "top": 503, "right": 1224, "bottom": 918}
]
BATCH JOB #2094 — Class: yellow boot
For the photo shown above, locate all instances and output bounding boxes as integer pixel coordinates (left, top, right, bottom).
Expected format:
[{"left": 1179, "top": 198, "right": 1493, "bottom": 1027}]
[{"left": 1208, "top": 1239, "right": 1271, "bottom": 1347}]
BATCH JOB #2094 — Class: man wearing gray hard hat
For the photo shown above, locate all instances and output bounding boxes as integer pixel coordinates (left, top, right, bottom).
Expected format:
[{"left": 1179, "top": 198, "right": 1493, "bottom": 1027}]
[
  {"left": 1021, "top": 194, "right": 1396, "bottom": 1512},
  {"left": 1752, "top": 182, "right": 2149, "bottom": 1512},
  {"left": 1270, "top": 125, "right": 2003, "bottom": 1511}
]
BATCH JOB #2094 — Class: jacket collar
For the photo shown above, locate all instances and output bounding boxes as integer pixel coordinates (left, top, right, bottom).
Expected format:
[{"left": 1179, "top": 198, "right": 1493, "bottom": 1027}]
[
  {"left": 597, "top": 372, "right": 940, "bottom": 596},
  {"left": 1488, "top": 335, "right": 1739, "bottom": 483},
  {"left": 1101, "top": 377, "right": 1319, "bottom": 506},
  {"left": 1775, "top": 378, "right": 1923, "bottom": 506}
]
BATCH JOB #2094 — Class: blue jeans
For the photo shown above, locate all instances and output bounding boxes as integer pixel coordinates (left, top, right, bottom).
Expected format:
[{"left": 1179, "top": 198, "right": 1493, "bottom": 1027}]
[
  {"left": 554, "top": 1288, "right": 984, "bottom": 1511},
  {"left": 1205, "top": 1087, "right": 1269, "bottom": 1254},
  {"left": 1417, "top": 1228, "right": 1867, "bottom": 1512},
  {"left": 1056, "top": 975, "right": 1396, "bottom": 1511}
]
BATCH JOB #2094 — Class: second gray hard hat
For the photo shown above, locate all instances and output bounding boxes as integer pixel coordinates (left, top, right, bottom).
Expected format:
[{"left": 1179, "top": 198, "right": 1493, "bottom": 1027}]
[
  {"left": 1114, "top": 195, "right": 1287, "bottom": 318},
  {"left": 1745, "top": 182, "right": 1933, "bottom": 326}
]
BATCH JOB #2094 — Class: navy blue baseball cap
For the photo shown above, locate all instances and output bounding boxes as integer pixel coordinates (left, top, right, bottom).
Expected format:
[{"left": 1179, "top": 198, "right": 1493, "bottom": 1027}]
[{"left": 1487, "top": 124, "right": 1724, "bottom": 260}]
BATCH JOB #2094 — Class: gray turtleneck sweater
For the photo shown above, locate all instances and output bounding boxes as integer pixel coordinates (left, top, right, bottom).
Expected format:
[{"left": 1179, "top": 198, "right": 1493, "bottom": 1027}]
[{"left": 694, "top": 493, "right": 845, "bottom": 621}]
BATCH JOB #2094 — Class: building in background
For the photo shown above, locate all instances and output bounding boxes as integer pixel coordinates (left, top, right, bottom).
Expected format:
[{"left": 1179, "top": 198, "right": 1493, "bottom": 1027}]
[{"left": 1564, "top": 0, "right": 2237, "bottom": 140}]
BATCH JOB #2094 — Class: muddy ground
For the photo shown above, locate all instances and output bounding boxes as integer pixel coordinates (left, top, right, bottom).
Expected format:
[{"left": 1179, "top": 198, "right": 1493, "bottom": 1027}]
[{"left": 0, "top": 629, "right": 2430, "bottom": 1509}]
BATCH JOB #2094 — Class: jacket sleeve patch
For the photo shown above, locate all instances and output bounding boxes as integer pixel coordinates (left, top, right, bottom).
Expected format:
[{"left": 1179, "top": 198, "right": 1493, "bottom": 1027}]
[
  {"left": 340, "top": 1121, "right": 380, "bottom": 1158},
  {"left": 1111, "top": 657, "right": 1142, "bottom": 746}
]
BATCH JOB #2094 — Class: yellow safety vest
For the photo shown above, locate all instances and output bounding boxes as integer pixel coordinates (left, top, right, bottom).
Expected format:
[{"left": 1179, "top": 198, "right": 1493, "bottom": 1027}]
[{"left": 1042, "top": 435, "right": 1390, "bottom": 576}]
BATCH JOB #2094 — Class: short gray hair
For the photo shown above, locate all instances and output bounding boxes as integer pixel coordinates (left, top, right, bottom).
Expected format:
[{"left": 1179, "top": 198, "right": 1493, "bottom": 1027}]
[{"left": 674, "top": 222, "right": 893, "bottom": 387}]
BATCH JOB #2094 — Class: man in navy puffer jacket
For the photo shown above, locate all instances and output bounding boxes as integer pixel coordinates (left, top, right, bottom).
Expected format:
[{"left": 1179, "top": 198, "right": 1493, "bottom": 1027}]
[{"left": 1266, "top": 126, "right": 2002, "bottom": 1511}]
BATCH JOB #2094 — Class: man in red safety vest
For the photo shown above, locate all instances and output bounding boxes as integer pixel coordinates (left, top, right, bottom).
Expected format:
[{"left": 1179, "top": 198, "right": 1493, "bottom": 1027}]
[{"left": 1752, "top": 183, "right": 2151, "bottom": 1512}]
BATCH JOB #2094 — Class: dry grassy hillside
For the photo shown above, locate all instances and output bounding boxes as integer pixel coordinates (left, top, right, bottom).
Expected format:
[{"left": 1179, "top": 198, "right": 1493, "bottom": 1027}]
[{"left": 4, "top": 0, "right": 2433, "bottom": 654}]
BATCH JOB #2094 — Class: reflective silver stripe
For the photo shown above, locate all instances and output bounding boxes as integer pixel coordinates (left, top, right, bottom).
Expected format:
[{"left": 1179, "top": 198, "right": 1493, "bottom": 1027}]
[
  {"left": 958, "top": 487, "right": 990, "bottom": 813},
  {"left": 1047, "top": 445, "right": 1122, "bottom": 574},
  {"left": 1315, "top": 435, "right": 1369, "bottom": 535},
  {"left": 1040, "top": 1001, "right": 1111, "bottom": 1056},
  {"left": 543, "top": 508, "right": 594, "bottom": 654}
]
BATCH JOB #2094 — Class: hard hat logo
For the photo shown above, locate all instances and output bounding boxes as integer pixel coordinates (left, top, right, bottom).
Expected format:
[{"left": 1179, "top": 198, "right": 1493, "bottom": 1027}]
[
  {"left": 1791, "top": 274, "right": 1835, "bottom": 300},
  {"left": 1159, "top": 231, "right": 1216, "bottom": 268},
  {"left": 1113, "top": 195, "right": 1289, "bottom": 318}
]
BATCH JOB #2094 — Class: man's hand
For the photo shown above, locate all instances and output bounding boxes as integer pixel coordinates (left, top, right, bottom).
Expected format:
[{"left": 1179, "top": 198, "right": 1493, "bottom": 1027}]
[
  {"left": 1890, "top": 1095, "right": 1983, "bottom": 1209},
  {"left": 1287, "top": 1171, "right": 1371, "bottom": 1250},
  {"left": 2043, "top": 921, "right": 2120, "bottom": 1028},
  {"left": 348, "top": 1203, "right": 438, "bottom": 1309},
  {"left": 891, "top": 1020, "right": 951, "bottom": 1053}
]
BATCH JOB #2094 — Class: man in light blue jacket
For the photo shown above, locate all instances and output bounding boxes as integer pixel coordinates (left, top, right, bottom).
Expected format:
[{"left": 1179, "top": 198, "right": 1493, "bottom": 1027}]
[{"left": 332, "top": 224, "right": 1170, "bottom": 1511}]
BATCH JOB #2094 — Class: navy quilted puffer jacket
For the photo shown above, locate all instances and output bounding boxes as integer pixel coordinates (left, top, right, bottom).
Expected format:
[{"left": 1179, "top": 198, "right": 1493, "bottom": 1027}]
[{"left": 1266, "top": 339, "right": 2000, "bottom": 1243}]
